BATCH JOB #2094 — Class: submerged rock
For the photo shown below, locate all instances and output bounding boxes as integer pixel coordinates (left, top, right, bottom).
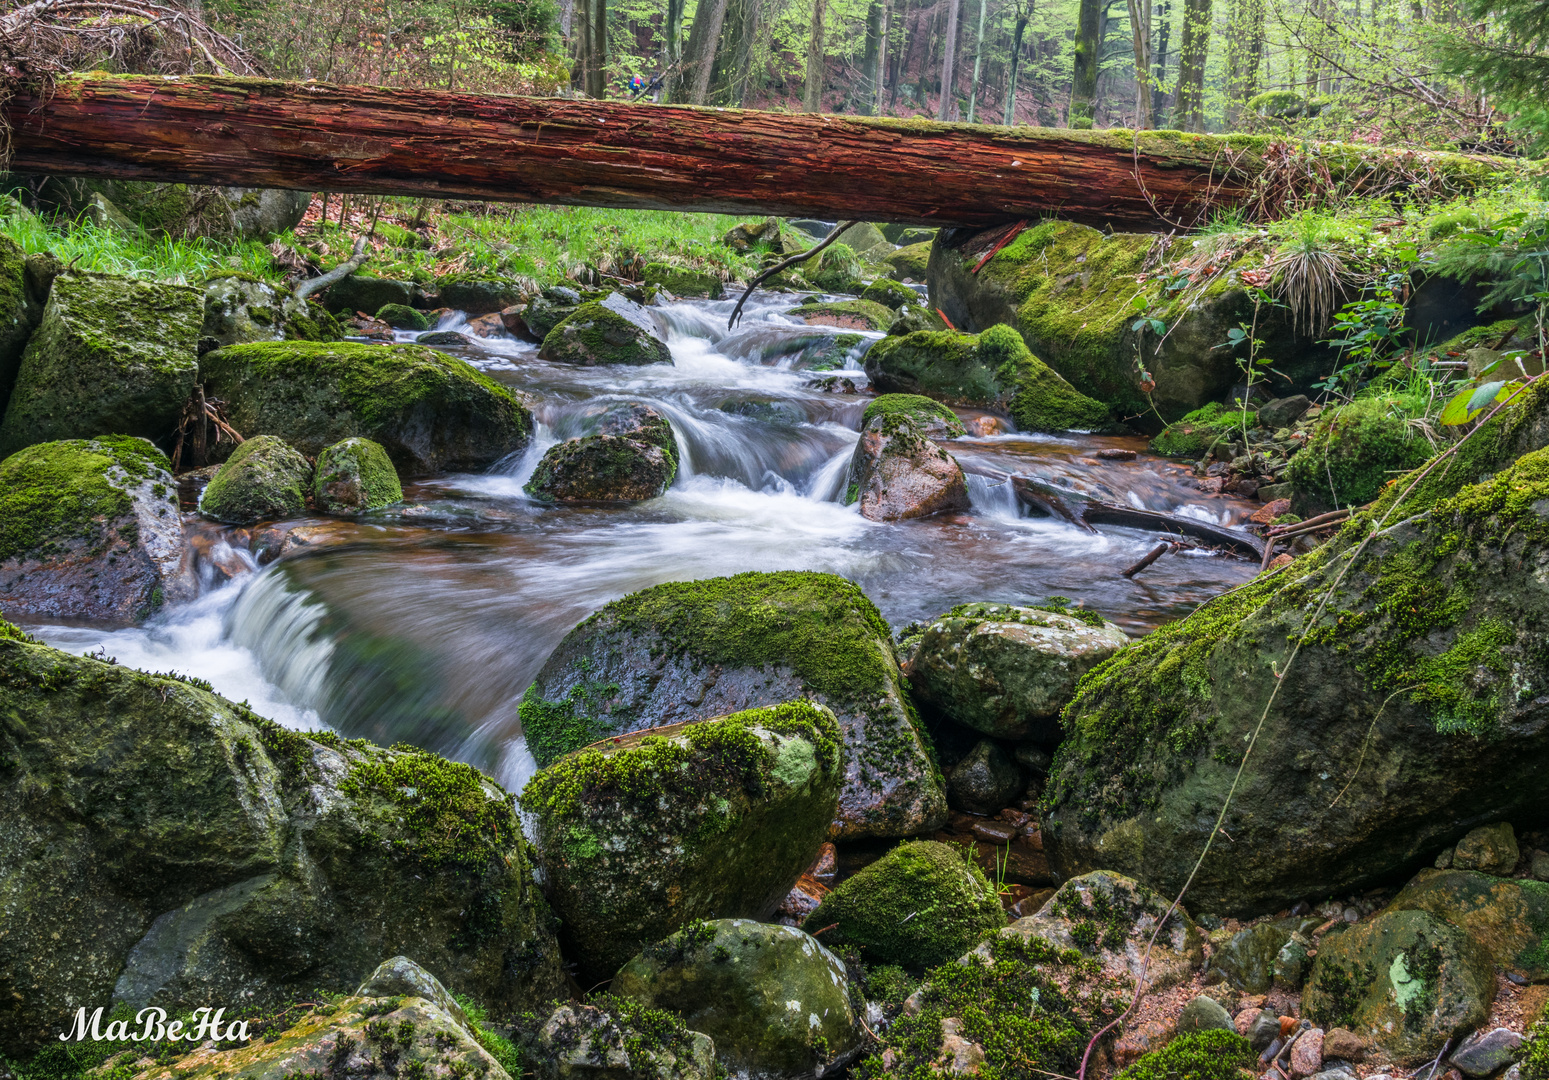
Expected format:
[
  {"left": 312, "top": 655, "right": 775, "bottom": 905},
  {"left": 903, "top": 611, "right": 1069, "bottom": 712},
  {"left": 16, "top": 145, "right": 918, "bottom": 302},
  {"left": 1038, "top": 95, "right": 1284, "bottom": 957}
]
[
  {"left": 0, "top": 271, "right": 201, "bottom": 456},
  {"left": 1302, "top": 908, "right": 1494, "bottom": 1066},
  {"left": 518, "top": 571, "right": 946, "bottom": 840},
  {"left": 1042, "top": 389, "right": 1549, "bottom": 913},
  {"left": 907, "top": 601, "right": 1129, "bottom": 742},
  {"left": 202, "top": 274, "right": 342, "bottom": 348},
  {"left": 844, "top": 407, "right": 969, "bottom": 522},
  {"left": 614, "top": 920, "right": 862, "bottom": 1080},
  {"left": 313, "top": 437, "right": 403, "bottom": 514},
  {"left": 199, "top": 435, "right": 312, "bottom": 525},
  {"left": 864, "top": 325, "right": 1113, "bottom": 433},
  {"left": 802, "top": 840, "right": 1004, "bottom": 967},
  {"left": 200, "top": 340, "right": 532, "bottom": 475},
  {"left": 535, "top": 1000, "right": 716, "bottom": 1080},
  {"left": 520, "top": 701, "right": 844, "bottom": 981},
  {"left": 0, "top": 636, "right": 565, "bottom": 1056},
  {"left": 540, "top": 293, "right": 672, "bottom": 366},
  {"left": 0, "top": 436, "right": 191, "bottom": 623},
  {"left": 526, "top": 402, "right": 678, "bottom": 502}
]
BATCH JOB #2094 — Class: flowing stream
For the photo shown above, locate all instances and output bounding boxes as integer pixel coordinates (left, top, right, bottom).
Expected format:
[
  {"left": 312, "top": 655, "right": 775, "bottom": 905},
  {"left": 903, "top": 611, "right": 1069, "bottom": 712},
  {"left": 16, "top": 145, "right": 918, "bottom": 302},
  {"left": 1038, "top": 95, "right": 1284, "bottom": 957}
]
[{"left": 26, "top": 291, "right": 1261, "bottom": 795}]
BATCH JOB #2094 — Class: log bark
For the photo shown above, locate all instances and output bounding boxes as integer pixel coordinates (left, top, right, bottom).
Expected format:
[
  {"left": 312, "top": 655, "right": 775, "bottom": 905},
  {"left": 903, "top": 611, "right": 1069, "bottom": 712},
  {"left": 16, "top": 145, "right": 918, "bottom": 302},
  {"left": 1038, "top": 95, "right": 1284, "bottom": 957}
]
[{"left": 0, "top": 73, "right": 1508, "bottom": 231}]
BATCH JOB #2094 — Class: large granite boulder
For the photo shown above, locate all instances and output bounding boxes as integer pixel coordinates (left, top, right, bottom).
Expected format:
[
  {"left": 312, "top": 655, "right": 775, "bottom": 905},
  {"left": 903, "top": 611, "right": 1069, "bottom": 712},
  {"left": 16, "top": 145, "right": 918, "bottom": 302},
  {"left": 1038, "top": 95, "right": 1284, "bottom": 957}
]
[
  {"left": 0, "top": 271, "right": 201, "bottom": 456},
  {"left": 520, "top": 702, "right": 844, "bottom": 981},
  {"left": 199, "top": 341, "right": 532, "bottom": 475},
  {"left": 802, "top": 840, "right": 1005, "bottom": 967},
  {"left": 518, "top": 571, "right": 946, "bottom": 840},
  {"left": 1389, "top": 868, "right": 1549, "bottom": 982},
  {"left": 864, "top": 325, "right": 1114, "bottom": 432},
  {"left": 526, "top": 402, "right": 679, "bottom": 502},
  {"left": 0, "top": 436, "right": 192, "bottom": 623},
  {"left": 199, "top": 435, "right": 312, "bottom": 525},
  {"left": 843, "top": 406, "right": 970, "bottom": 522},
  {"left": 907, "top": 601, "right": 1129, "bottom": 742},
  {"left": 323, "top": 274, "right": 421, "bottom": 315},
  {"left": 0, "top": 636, "right": 566, "bottom": 1056},
  {"left": 540, "top": 293, "right": 672, "bottom": 366},
  {"left": 1042, "top": 385, "right": 1549, "bottom": 914},
  {"left": 614, "top": 920, "right": 863, "bottom": 1080},
  {"left": 202, "top": 274, "right": 342, "bottom": 348},
  {"left": 313, "top": 437, "right": 403, "bottom": 514},
  {"left": 436, "top": 277, "right": 530, "bottom": 315}
]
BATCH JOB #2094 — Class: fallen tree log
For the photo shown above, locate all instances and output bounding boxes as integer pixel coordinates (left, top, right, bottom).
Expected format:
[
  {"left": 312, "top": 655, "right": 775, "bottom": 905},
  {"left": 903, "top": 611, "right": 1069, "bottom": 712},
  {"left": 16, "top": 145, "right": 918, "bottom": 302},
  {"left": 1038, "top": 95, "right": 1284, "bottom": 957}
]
[
  {"left": 1010, "top": 473, "right": 1263, "bottom": 558},
  {"left": 0, "top": 74, "right": 1515, "bottom": 230}
]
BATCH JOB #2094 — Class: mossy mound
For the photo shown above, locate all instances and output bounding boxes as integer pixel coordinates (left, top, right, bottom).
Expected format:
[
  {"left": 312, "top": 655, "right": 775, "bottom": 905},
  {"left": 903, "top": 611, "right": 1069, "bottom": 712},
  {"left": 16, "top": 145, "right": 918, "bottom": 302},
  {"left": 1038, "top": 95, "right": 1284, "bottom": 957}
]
[
  {"left": 1149, "top": 402, "right": 1257, "bottom": 458},
  {"left": 518, "top": 571, "right": 945, "bottom": 841},
  {"left": 803, "top": 840, "right": 1004, "bottom": 967},
  {"left": 1286, "top": 396, "right": 1434, "bottom": 514},
  {"left": 202, "top": 275, "right": 343, "bottom": 348},
  {"left": 642, "top": 262, "right": 724, "bottom": 300},
  {"left": 0, "top": 634, "right": 565, "bottom": 1056},
  {"left": 887, "top": 305, "right": 950, "bottom": 337},
  {"left": 864, "top": 327, "right": 1114, "bottom": 432},
  {"left": 0, "top": 234, "right": 43, "bottom": 417},
  {"left": 526, "top": 403, "right": 679, "bottom": 503},
  {"left": 200, "top": 435, "right": 312, "bottom": 525},
  {"left": 1388, "top": 868, "right": 1549, "bottom": 982},
  {"left": 885, "top": 241, "right": 933, "bottom": 282},
  {"left": 539, "top": 294, "right": 672, "bottom": 366},
  {"left": 0, "top": 271, "right": 201, "bottom": 457},
  {"left": 807, "top": 243, "right": 866, "bottom": 293},
  {"left": 860, "top": 279, "right": 920, "bottom": 311},
  {"left": 790, "top": 298, "right": 895, "bottom": 332},
  {"left": 845, "top": 409, "right": 970, "bottom": 521},
  {"left": 375, "top": 302, "right": 432, "bottom": 331},
  {"left": 520, "top": 701, "right": 844, "bottom": 981},
  {"left": 199, "top": 340, "right": 532, "bottom": 475},
  {"left": 1114, "top": 1029, "right": 1257, "bottom": 1080},
  {"left": 1043, "top": 424, "right": 1549, "bottom": 914},
  {"left": 861, "top": 394, "right": 965, "bottom": 437},
  {"left": 313, "top": 437, "right": 403, "bottom": 514},
  {"left": 0, "top": 435, "right": 189, "bottom": 623},
  {"left": 530, "top": 998, "right": 715, "bottom": 1080}
]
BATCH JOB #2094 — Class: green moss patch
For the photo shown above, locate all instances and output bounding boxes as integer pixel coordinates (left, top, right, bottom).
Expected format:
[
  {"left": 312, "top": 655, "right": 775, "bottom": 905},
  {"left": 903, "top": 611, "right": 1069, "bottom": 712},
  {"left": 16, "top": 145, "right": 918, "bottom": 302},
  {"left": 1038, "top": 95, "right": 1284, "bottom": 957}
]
[
  {"left": 199, "top": 434, "right": 311, "bottom": 525},
  {"left": 376, "top": 303, "right": 432, "bottom": 331},
  {"left": 861, "top": 394, "right": 965, "bottom": 435},
  {"left": 642, "top": 261, "right": 723, "bottom": 300},
  {"left": 1114, "top": 1029, "right": 1256, "bottom": 1080},
  {"left": 314, "top": 437, "right": 403, "bottom": 513},
  {"left": 1149, "top": 402, "right": 1256, "bottom": 458},
  {"left": 1287, "top": 396, "right": 1434, "bottom": 513},
  {"left": 0, "top": 436, "right": 170, "bottom": 564}
]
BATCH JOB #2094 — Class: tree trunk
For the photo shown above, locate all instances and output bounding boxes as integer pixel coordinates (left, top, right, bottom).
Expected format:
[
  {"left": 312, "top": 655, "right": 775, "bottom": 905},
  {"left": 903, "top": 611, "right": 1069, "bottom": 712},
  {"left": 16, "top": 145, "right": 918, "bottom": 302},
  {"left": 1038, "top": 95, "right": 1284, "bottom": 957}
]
[
  {"left": 873, "top": 0, "right": 891, "bottom": 114},
  {"left": 1126, "top": 0, "right": 1153, "bottom": 127},
  {"left": 683, "top": 0, "right": 730, "bottom": 103},
  {"left": 588, "top": 0, "right": 608, "bottom": 98},
  {"left": 1174, "top": 0, "right": 1210, "bottom": 132},
  {"left": 857, "top": 0, "right": 883, "bottom": 113},
  {"left": 1003, "top": 0, "right": 1030, "bottom": 124},
  {"left": 1151, "top": 0, "right": 1171, "bottom": 126},
  {"left": 1224, "top": 0, "right": 1262, "bottom": 126},
  {"left": 560, "top": 0, "right": 577, "bottom": 38},
  {"left": 7, "top": 74, "right": 1494, "bottom": 229},
  {"left": 1070, "top": 0, "right": 1102, "bottom": 127},
  {"left": 803, "top": 0, "right": 826, "bottom": 112},
  {"left": 965, "top": 0, "right": 988, "bottom": 122},
  {"left": 936, "top": 0, "right": 960, "bottom": 120},
  {"left": 571, "top": 0, "right": 592, "bottom": 91},
  {"left": 727, "top": 0, "right": 764, "bottom": 105},
  {"left": 665, "top": 0, "right": 685, "bottom": 89}
]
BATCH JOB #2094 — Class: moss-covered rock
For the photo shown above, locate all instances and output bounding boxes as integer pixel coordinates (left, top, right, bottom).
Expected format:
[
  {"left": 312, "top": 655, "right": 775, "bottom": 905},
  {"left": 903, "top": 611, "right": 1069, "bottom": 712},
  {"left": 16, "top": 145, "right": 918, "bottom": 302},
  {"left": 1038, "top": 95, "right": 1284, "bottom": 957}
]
[
  {"left": 519, "top": 289, "right": 582, "bottom": 341},
  {"left": 202, "top": 274, "right": 342, "bottom": 348},
  {"left": 642, "top": 262, "right": 724, "bottom": 300},
  {"left": 436, "top": 277, "right": 529, "bottom": 315},
  {"left": 0, "top": 436, "right": 191, "bottom": 623},
  {"left": 1114, "top": 1029, "right": 1257, "bottom": 1080},
  {"left": 807, "top": 242, "right": 866, "bottom": 293},
  {"left": 199, "top": 435, "right": 312, "bottom": 524},
  {"left": 803, "top": 840, "right": 1004, "bottom": 967},
  {"left": 375, "top": 302, "right": 432, "bottom": 331},
  {"left": 540, "top": 293, "right": 672, "bottom": 366},
  {"left": 1388, "top": 868, "right": 1549, "bottom": 982},
  {"left": 864, "top": 326, "right": 1114, "bottom": 432},
  {"left": 1149, "top": 402, "right": 1257, "bottom": 458},
  {"left": 614, "top": 920, "right": 862, "bottom": 1079},
  {"left": 526, "top": 403, "right": 678, "bottom": 503},
  {"left": 533, "top": 999, "right": 715, "bottom": 1080},
  {"left": 0, "top": 635, "right": 566, "bottom": 1056},
  {"left": 1043, "top": 398, "right": 1549, "bottom": 914},
  {"left": 886, "top": 304, "right": 950, "bottom": 336},
  {"left": 1303, "top": 908, "right": 1494, "bottom": 1066},
  {"left": 0, "top": 271, "right": 200, "bottom": 456},
  {"left": 789, "top": 298, "right": 894, "bottom": 332},
  {"left": 907, "top": 602, "right": 1129, "bottom": 743},
  {"left": 861, "top": 394, "right": 965, "bottom": 438},
  {"left": 313, "top": 437, "right": 403, "bottom": 514},
  {"left": 844, "top": 408, "right": 970, "bottom": 522},
  {"left": 520, "top": 701, "right": 843, "bottom": 980},
  {"left": 324, "top": 274, "right": 419, "bottom": 315},
  {"left": 0, "top": 235, "right": 46, "bottom": 419},
  {"left": 1207, "top": 917, "right": 1322, "bottom": 994},
  {"left": 518, "top": 571, "right": 946, "bottom": 841},
  {"left": 199, "top": 340, "right": 532, "bottom": 476},
  {"left": 1287, "top": 397, "right": 1435, "bottom": 514},
  {"left": 860, "top": 279, "right": 920, "bottom": 311},
  {"left": 885, "top": 241, "right": 932, "bottom": 282}
]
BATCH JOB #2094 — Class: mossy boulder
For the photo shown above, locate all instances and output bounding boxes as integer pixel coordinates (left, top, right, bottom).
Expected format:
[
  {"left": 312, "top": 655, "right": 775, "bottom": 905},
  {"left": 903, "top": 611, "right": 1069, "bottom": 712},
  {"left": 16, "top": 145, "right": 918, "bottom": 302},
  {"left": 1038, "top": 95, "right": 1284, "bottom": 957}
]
[
  {"left": 1042, "top": 390, "right": 1549, "bottom": 914},
  {"left": 861, "top": 394, "right": 965, "bottom": 438},
  {"left": 887, "top": 304, "right": 950, "bottom": 336},
  {"left": 0, "top": 436, "right": 191, "bottom": 624},
  {"left": 642, "top": 262, "right": 723, "bottom": 300},
  {"left": 790, "top": 298, "right": 894, "bottom": 332},
  {"left": 907, "top": 602, "right": 1130, "bottom": 743},
  {"left": 0, "top": 235, "right": 48, "bottom": 418},
  {"left": 1207, "top": 917, "right": 1322, "bottom": 994},
  {"left": 1149, "top": 402, "right": 1257, "bottom": 458},
  {"left": 927, "top": 221, "right": 1335, "bottom": 421},
  {"left": 0, "top": 636, "right": 566, "bottom": 1056},
  {"left": 313, "top": 437, "right": 403, "bottom": 514},
  {"left": 518, "top": 571, "right": 946, "bottom": 841},
  {"left": 199, "top": 435, "right": 312, "bottom": 524},
  {"left": 526, "top": 402, "right": 678, "bottom": 503},
  {"left": 807, "top": 242, "right": 866, "bottom": 293},
  {"left": 436, "top": 277, "right": 529, "bottom": 315},
  {"left": 1388, "top": 869, "right": 1549, "bottom": 982},
  {"left": 519, "top": 289, "right": 582, "bottom": 341},
  {"left": 202, "top": 274, "right": 343, "bottom": 348},
  {"left": 0, "top": 271, "right": 201, "bottom": 456},
  {"left": 803, "top": 840, "right": 1004, "bottom": 967},
  {"left": 865, "top": 325, "right": 1114, "bottom": 432},
  {"left": 375, "top": 302, "right": 432, "bottom": 331},
  {"left": 1114, "top": 1029, "right": 1257, "bottom": 1080},
  {"left": 533, "top": 999, "right": 715, "bottom": 1080},
  {"left": 520, "top": 701, "right": 844, "bottom": 981},
  {"left": 614, "top": 920, "right": 863, "bottom": 1079},
  {"left": 885, "top": 241, "right": 933, "bottom": 282},
  {"left": 836, "top": 223, "right": 891, "bottom": 258},
  {"left": 1302, "top": 908, "right": 1495, "bottom": 1066},
  {"left": 199, "top": 340, "right": 532, "bottom": 476},
  {"left": 540, "top": 293, "right": 672, "bottom": 366},
  {"left": 324, "top": 274, "right": 419, "bottom": 315},
  {"left": 845, "top": 408, "right": 970, "bottom": 522},
  {"left": 860, "top": 279, "right": 920, "bottom": 311},
  {"left": 1287, "top": 397, "right": 1434, "bottom": 514}
]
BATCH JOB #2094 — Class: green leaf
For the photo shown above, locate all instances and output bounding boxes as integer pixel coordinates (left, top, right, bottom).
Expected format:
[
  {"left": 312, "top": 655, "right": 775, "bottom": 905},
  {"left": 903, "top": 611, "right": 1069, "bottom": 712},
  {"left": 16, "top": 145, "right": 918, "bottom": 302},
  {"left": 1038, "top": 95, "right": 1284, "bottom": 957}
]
[
  {"left": 1131, "top": 318, "right": 1149, "bottom": 333},
  {"left": 1227, "top": 328, "right": 1247, "bottom": 342},
  {"left": 1468, "top": 380, "right": 1507, "bottom": 413},
  {"left": 1439, "top": 387, "right": 1476, "bottom": 426},
  {"left": 1148, "top": 319, "right": 1166, "bottom": 335}
]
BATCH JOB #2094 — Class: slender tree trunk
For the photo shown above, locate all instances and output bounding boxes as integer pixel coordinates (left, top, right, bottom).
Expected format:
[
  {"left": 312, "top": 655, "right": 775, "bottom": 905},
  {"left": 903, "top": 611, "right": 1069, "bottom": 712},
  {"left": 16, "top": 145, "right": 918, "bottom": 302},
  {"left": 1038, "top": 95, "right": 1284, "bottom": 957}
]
[
  {"left": 857, "top": 0, "right": 883, "bottom": 112},
  {"left": 965, "top": 0, "right": 988, "bottom": 121},
  {"left": 728, "top": 0, "right": 764, "bottom": 105},
  {"left": 803, "top": 0, "right": 827, "bottom": 111},
  {"left": 1173, "top": 0, "right": 1210, "bottom": 131},
  {"left": 1151, "top": 0, "right": 1170, "bottom": 126},
  {"left": 1224, "top": 0, "right": 1262, "bottom": 126},
  {"left": 572, "top": 0, "right": 592, "bottom": 91},
  {"left": 684, "top": 0, "right": 730, "bottom": 103},
  {"left": 873, "top": 0, "right": 891, "bottom": 113},
  {"left": 665, "top": 0, "right": 685, "bottom": 80},
  {"left": 1070, "top": 0, "right": 1101, "bottom": 126},
  {"left": 1003, "top": 0, "right": 1030, "bottom": 124},
  {"left": 559, "top": 0, "right": 576, "bottom": 37},
  {"left": 937, "top": 0, "right": 961, "bottom": 119},
  {"left": 1126, "top": 0, "right": 1153, "bottom": 127},
  {"left": 587, "top": 0, "right": 608, "bottom": 98}
]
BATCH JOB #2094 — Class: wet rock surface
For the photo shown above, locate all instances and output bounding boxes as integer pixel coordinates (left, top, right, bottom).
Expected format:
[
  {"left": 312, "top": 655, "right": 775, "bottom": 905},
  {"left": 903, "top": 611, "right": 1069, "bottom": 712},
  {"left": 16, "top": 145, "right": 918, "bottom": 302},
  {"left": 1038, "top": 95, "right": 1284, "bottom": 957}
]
[
  {"left": 844, "top": 407, "right": 970, "bottom": 522},
  {"left": 526, "top": 402, "right": 679, "bottom": 503}
]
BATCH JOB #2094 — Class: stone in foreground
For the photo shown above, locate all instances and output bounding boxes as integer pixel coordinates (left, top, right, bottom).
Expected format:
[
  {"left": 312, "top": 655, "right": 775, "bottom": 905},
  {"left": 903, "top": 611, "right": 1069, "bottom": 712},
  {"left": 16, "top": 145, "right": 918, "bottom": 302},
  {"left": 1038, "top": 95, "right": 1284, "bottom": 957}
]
[
  {"left": 199, "top": 434, "right": 312, "bottom": 524},
  {"left": 520, "top": 701, "right": 843, "bottom": 981},
  {"left": 0, "top": 436, "right": 192, "bottom": 623},
  {"left": 614, "top": 920, "right": 862, "bottom": 1080},
  {"left": 313, "top": 437, "right": 403, "bottom": 514},
  {"left": 844, "top": 407, "right": 969, "bottom": 521},
  {"left": 518, "top": 571, "right": 946, "bottom": 840},
  {"left": 1388, "top": 867, "right": 1549, "bottom": 982},
  {"left": 535, "top": 1001, "right": 715, "bottom": 1080}
]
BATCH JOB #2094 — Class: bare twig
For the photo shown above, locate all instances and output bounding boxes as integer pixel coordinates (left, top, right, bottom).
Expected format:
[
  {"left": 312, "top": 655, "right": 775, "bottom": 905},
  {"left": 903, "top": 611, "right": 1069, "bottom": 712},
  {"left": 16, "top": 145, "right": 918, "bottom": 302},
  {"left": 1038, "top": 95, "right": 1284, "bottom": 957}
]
[
  {"left": 294, "top": 235, "right": 368, "bottom": 302},
  {"left": 726, "top": 220, "right": 859, "bottom": 330}
]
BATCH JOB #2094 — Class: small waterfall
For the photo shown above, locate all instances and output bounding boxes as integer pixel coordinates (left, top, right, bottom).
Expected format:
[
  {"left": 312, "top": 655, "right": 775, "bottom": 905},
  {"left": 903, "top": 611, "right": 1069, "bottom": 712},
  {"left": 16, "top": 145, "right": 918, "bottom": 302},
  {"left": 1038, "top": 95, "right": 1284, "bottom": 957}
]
[
  {"left": 965, "top": 471, "right": 1024, "bottom": 521},
  {"left": 225, "top": 569, "right": 335, "bottom": 719}
]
